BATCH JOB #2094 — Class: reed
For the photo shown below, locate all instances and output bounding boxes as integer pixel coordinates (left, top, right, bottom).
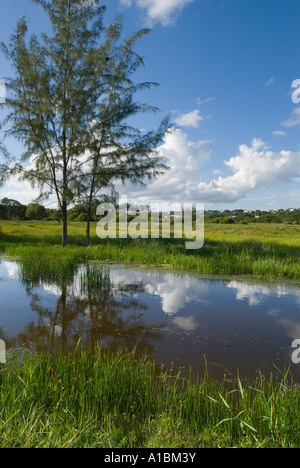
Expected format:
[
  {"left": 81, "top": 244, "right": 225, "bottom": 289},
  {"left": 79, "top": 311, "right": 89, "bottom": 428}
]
[
  {"left": 79, "top": 263, "right": 111, "bottom": 293},
  {"left": 0, "top": 346, "right": 299, "bottom": 448}
]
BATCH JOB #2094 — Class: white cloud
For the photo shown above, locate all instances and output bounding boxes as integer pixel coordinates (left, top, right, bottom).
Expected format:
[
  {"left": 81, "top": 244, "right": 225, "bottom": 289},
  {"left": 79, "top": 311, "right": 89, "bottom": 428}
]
[
  {"left": 2, "top": 132, "right": 300, "bottom": 209},
  {"left": 120, "top": 134, "right": 300, "bottom": 205},
  {"left": 120, "top": 0, "right": 194, "bottom": 25},
  {"left": 0, "top": 155, "right": 58, "bottom": 206},
  {"left": 265, "top": 77, "right": 275, "bottom": 87},
  {"left": 174, "top": 109, "right": 203, "bottom": 128},
  {"left": 281, "top": 107, "right": 300, "bottom": 128},
  {"left": 195, "top": 138, "right": 300, "bottom": 203},
  {"left": 271, "top": 130, "right": 286, "bottom": 137},
  {"left": 0, "top": 176, "right": 41, "bottom": 206},
  {"left": 120, "top": 128, "right": 211, "bottom": 203},
  {"left": 2, "top": 188, "right": 40, "bottom": 205},
  {"left": 196, "top": 97, "right": 216, "bottom": 105},
  {"left": 2, "top": 130, "right": 209, "bottom": 207}
]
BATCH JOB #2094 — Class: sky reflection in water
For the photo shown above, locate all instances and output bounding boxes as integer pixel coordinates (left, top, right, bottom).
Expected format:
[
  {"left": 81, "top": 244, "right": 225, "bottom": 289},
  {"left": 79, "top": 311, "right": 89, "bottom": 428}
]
[{"left": 0, "top": 259, "right": 299, "bottom": 382}]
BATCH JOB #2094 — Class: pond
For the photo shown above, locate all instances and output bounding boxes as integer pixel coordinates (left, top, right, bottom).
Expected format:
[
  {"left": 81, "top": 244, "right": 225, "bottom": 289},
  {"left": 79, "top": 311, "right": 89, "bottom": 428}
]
[{"left": 0, "top": 257, "right": 300, "bottom": 382}]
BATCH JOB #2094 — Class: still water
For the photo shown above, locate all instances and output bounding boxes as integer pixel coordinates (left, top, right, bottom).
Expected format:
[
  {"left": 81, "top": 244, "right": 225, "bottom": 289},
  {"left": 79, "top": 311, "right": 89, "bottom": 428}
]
[{"left": 0, "top": 258, "right": 299, "bottom": 382}]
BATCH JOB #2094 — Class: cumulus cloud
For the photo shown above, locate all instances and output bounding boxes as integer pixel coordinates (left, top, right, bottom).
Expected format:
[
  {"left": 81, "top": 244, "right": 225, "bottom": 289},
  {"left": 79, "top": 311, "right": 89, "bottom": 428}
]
[
  {"left": 195, "top": 138, "right": 300, "bottom": 203},
  {"left": 120, "top": 128, "right": 211, "bottom": 202},
  {"left": 174, "top": 110, "right": 203, "bottom": 128},
  {"left": 120, "top": 0, "right": 194, "bottom": 25},
  {"left": 1, "top": 128, "right": 211, "bottom": 207},
  {"left": 123, "top": 135, "right": 300, "bottom": 205},
  {"left": 2, "top": 131, "right": 300, "bottom": 208}
]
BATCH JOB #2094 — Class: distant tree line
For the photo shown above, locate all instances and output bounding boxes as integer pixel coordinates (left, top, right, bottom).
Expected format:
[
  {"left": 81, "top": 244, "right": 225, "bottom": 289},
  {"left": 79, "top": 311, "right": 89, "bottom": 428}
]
[
  {"left": 0, "top": 198, "right": 60, "bottom": 221},
  {"left": 205, "top": 209, "right": 300, "bottom": 225},
  {"left": 1, "top": 198, "right": 299, "bottom": 225},
  {"left": 0, "top": 197, "right": 106, "bottom": 222}
]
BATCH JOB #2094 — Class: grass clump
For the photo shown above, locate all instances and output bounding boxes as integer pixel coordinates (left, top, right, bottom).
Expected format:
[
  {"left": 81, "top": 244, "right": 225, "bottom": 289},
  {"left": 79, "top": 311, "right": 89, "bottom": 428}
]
[{"left": 0, "top": 347, "right": 299, "bottom": 448}]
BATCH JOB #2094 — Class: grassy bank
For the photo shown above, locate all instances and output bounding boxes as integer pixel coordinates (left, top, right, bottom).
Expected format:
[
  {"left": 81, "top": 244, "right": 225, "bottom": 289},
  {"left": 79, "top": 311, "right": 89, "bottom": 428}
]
[
  {"left": 0, "top": 220, "right": 299, "bottom": 279},
  {"left": 0, "top": 346, "right": 299, "bottom": 448}
]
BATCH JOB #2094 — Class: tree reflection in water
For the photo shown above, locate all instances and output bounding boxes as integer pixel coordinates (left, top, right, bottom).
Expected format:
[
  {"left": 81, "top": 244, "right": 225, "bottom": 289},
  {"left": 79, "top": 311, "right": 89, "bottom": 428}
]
[{"left": 16, "top": 264, "right": 167, "bottom": 357}]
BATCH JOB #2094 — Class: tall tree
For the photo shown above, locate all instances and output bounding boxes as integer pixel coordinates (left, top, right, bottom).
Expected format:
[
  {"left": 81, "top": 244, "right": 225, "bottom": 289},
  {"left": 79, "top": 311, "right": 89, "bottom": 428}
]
[
  {"left": 1, "top": 0, "right": 169, "bottom": 246},
  {"left": 74, "top": 19, "right": 170, "bottom": 246}
]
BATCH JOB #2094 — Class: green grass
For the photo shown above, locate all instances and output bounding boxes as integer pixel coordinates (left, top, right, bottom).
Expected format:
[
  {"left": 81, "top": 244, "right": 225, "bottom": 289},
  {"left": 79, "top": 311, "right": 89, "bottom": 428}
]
[
  {"left": 0, "top": 220, "right": 299, "bottom": 279},
  {"left": 0, "top": 346, "right": 299, "bottom": 448}
]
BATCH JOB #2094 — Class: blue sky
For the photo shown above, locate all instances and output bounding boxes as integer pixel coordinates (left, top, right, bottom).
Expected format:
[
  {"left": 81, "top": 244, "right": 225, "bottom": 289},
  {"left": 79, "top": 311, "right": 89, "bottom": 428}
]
[{"left": 0, "top": 0, "right": 300, "bottom": 210}]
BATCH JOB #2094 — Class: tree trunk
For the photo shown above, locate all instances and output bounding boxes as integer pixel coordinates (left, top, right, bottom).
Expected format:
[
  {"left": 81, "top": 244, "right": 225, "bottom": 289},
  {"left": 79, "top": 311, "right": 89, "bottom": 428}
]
[
  {"left": 62, "top": 200, "right": 68, "bottom": 247},
  {"left": 86, "top": 206, "right": 91, "bottom": 247}
]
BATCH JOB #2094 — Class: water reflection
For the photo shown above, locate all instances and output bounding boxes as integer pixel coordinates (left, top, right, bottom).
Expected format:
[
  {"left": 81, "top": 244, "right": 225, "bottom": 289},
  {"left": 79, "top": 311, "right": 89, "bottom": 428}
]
[
  {"left": 228, "top": 280, "right": 300, "bottom": 307},
  {"left": 15, "top": 266, "right": 166, "bottom": 357},
  {"left": 109, "top": 268, "right": 210, "bottom": 316},
  {"left": 0, "top": 259, "right": 299, "bottom": 382},
  {"left": 227, "top": 280, "right": 300, "bottom": 343}
]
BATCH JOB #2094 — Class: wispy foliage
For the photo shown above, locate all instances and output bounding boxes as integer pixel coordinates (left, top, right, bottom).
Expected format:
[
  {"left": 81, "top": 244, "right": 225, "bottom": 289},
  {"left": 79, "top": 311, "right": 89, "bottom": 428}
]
[{"left": 1, "top": 0, "right": 170, "bottom": 246}]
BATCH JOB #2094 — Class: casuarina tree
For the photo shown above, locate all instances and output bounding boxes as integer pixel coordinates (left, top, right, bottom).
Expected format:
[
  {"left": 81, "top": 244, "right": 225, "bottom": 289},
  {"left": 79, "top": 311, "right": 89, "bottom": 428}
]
[{"left": 1, "top": 0, "right": 170, "bottom": 246}]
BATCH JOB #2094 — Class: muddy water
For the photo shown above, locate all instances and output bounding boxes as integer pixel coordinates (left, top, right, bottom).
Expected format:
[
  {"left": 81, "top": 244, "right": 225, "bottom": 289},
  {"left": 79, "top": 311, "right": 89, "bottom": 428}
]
[{"left": 0, "top": 258, "right": 299, "bottom": 382}]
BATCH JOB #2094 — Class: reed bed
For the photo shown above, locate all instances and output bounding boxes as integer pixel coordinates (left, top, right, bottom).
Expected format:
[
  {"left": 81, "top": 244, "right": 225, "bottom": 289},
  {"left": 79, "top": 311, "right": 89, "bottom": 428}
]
[
  {"left": 0, "top": 346, "right": 299, "bottom": 448},
  {"left": 2, "top": 236, "right": 299, "bottom": 282}
]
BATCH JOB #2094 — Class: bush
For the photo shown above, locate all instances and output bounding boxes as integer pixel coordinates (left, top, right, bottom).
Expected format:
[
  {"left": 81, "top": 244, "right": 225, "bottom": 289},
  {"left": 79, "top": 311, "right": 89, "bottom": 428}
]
[
  {"left": 26, "top": 203, "right": 46, "bottom": 220},
  {"left": 211, "top": 217, "right": 235, "bottom": 224},
  {"left": 75, "top": 213, "right": 88, "bottom": 222}
]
